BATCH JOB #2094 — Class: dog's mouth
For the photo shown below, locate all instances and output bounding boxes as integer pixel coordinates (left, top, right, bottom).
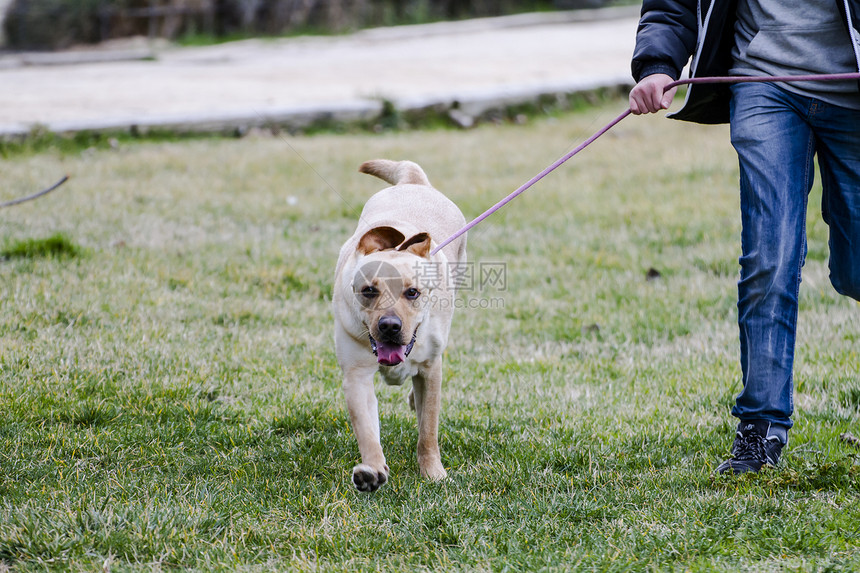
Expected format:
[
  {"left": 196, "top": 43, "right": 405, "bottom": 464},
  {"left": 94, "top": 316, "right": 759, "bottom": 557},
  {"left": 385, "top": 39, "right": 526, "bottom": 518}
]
[{"left": 369, "top": 327, "right": 418, "bottom": 366}]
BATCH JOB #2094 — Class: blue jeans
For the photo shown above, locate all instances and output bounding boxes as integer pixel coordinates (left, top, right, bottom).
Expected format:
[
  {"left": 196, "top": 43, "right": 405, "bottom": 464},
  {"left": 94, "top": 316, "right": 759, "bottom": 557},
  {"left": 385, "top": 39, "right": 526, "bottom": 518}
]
[{"left": 729, "top": 82, "right": 860, "bottom": 429}]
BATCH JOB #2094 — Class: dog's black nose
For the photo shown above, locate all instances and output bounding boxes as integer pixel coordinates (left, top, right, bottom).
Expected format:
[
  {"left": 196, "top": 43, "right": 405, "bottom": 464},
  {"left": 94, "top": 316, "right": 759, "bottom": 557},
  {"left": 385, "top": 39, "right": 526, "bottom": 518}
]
[{"left": 378, "top": 315, "right": 402, "bottom": 337}]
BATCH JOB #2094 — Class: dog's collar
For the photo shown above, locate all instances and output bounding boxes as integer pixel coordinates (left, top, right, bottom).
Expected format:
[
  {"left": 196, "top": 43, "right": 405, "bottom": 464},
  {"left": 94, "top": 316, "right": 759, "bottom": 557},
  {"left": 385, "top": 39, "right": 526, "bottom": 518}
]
[{"left": 369, "top": 325, "right": 419, "bottom": 359}]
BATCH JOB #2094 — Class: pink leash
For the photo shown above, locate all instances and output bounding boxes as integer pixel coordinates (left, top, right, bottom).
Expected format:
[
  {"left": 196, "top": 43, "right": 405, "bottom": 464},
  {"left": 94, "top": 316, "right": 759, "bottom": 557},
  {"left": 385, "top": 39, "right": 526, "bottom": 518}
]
[{"left": 430, "top": 72, "right": 860, "bottom": 256}]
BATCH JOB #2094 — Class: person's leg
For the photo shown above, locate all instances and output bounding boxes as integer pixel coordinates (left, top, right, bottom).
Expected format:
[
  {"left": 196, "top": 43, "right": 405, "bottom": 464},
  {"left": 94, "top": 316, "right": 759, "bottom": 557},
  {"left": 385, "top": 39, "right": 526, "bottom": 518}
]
[
  {"left": 729, "top": 82, "right": 816, "bottom": 432},
  {"left": 811, "top": 103, "right": 860, "bottom": 301}
]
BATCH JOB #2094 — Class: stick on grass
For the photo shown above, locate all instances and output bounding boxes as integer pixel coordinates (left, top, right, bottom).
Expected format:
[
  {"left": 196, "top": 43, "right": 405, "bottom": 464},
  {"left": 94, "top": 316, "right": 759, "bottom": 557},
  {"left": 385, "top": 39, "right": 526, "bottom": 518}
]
[{"left": 0, "top": 175, "right": 69, "bottom": 209}]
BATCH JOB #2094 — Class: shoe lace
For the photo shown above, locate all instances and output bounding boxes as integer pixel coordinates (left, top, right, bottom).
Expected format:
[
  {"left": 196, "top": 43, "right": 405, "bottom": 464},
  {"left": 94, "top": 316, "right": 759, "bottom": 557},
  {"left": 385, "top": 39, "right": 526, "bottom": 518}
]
[{"left": 733, "top": 431, "right": 767, "bottom": 461}]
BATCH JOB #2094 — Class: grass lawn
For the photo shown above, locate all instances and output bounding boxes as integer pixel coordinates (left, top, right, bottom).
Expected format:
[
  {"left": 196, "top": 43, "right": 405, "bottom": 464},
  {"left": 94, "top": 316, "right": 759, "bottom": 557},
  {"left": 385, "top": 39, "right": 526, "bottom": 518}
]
[{"left": 1, "top": 99, "right": 859, "bottom": 571}]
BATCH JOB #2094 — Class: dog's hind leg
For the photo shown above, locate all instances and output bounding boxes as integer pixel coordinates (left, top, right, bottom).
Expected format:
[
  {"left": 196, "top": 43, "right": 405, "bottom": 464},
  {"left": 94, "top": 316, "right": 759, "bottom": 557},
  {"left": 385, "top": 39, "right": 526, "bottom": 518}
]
[
  {"left": 411, "top": 359, "right": 447, "bottom": 481},
  {"left": 343, "top": 366, "right": 389, "bottom": 492}
]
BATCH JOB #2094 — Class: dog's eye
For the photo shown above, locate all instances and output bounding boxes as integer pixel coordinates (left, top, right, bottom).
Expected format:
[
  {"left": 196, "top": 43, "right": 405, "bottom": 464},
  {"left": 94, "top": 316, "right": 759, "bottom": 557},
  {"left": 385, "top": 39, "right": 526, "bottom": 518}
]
[
  {"left": 361, "top": 286, "right": 379, "bottom": 299},
  {"left": 404, "top": 288, "right": 421, "bottom": 300}
]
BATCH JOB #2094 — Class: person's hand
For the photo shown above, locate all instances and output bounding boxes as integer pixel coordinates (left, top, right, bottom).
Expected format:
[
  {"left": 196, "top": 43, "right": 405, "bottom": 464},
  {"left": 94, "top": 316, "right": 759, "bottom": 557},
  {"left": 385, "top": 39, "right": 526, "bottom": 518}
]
[{"left": 629, "top": 73, "right": 678, "bottom": 115}]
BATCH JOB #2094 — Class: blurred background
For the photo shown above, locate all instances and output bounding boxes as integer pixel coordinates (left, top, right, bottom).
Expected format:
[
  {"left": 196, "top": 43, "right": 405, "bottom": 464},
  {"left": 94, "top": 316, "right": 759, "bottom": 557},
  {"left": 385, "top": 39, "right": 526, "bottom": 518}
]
[{"left": 0, "top": 0, "right": 627, "bottom": 51}]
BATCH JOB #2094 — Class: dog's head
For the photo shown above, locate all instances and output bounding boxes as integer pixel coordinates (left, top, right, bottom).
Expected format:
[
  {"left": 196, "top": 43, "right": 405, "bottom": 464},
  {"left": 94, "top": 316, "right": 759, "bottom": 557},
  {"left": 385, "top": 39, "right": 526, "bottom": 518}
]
[{"left": 352, "top": 226, "right": 434, "bottom": 366}]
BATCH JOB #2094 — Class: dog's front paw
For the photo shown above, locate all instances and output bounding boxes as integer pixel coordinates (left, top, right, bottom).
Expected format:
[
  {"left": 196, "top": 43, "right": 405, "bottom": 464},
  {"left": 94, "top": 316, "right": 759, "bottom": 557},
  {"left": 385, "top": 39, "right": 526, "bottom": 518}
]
[{"left": 352, "top": 464, "right": 389, "bottom": 492}]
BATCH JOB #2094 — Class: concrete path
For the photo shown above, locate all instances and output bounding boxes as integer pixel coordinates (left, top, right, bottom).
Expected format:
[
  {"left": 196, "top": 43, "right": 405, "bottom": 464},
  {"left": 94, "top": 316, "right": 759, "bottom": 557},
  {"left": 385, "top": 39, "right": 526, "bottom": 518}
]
[{"left": 0, "top": 6, "right": 641, "bottom": 137}]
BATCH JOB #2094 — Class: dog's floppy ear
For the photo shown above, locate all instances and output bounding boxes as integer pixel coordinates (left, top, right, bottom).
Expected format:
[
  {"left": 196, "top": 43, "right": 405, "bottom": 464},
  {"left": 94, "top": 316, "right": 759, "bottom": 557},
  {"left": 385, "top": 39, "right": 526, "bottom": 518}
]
[
  {"left": 358, "top": 226, "right": 406, "bottom": 255},
  {"left": 398, "top": 232, "right": 432, "bottom": 258}
]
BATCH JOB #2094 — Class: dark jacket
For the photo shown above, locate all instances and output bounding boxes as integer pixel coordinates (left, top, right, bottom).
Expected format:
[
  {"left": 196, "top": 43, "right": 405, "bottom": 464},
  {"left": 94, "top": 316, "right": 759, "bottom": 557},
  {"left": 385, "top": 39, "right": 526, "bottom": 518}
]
[{"left": 631, "top": 0, "right": 860, "bottom": 124}]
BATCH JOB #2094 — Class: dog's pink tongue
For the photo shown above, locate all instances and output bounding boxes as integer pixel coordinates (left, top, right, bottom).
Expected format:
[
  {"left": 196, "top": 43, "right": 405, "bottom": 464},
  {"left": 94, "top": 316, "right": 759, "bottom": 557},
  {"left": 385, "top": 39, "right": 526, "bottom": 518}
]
[{"left": 376, "top": 343, "right": 406, "bottom": 366}]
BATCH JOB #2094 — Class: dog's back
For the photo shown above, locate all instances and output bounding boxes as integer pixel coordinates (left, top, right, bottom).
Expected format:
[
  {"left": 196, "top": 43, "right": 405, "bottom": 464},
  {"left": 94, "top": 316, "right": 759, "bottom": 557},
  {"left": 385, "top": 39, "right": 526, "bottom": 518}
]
[{"left": 356, "top": 160, "right": 466, "bottom": 266}]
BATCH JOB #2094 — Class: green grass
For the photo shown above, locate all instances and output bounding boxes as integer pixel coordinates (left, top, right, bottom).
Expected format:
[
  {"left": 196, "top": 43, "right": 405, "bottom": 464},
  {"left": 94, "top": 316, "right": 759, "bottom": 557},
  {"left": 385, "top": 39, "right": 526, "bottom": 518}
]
[
  {"left": 0, "top": 126, "right": 236, "bottom": 160},
  {"left": 1, "top": 98, "right": 858, "bottom": 571},
  {"left": 0, "top": 233, "right": 82, "bottom": 260}
]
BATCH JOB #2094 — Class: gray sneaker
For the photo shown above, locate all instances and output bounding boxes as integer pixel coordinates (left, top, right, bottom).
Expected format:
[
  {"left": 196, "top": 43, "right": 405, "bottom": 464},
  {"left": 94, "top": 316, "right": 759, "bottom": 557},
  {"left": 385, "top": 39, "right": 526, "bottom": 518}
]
[{"left": 716, "top": 420, "right": 786, "bottom": 475}]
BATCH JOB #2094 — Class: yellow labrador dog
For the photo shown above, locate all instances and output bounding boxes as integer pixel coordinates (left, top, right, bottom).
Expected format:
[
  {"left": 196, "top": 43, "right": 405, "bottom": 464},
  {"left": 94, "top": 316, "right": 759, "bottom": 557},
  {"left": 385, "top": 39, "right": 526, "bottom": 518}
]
[{"left": 333, "top": 159, "right": 467, "bottom": 492}]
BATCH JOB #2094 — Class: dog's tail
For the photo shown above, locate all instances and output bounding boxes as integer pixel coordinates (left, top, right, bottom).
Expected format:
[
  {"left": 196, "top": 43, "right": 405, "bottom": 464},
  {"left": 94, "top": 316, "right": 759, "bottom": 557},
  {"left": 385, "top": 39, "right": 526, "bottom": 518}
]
[{"left": 359, "top": 159, "right": 431, "bottom": 187}]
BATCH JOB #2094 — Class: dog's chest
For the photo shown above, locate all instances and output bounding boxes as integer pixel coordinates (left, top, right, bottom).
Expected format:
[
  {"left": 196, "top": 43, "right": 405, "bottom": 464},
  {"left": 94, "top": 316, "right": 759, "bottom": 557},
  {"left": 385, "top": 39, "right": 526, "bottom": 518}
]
[{"left": 378, "top": 361, "right": 417, "bottom": 386}]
